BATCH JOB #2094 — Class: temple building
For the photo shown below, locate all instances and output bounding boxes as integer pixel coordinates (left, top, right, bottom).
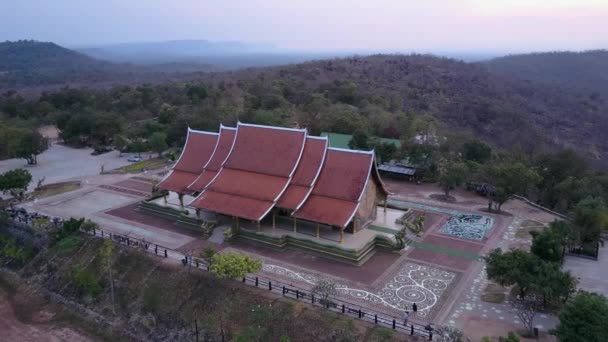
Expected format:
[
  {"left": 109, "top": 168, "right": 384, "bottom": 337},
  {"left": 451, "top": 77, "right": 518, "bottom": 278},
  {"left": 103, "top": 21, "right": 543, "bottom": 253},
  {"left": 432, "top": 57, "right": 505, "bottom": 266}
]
[{"left": 156, "top": 122, "right": 389, "bottom": 244}]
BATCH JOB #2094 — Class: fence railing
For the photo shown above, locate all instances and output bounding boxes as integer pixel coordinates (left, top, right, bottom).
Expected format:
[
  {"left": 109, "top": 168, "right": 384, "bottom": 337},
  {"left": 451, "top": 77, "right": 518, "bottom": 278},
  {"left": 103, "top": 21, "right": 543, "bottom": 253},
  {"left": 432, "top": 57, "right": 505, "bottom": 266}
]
[
  {"left": 82, "top": 225, "right": 438, "bottom": 340},
  {"left": 511, "top": 195, "right": 568, "bottom": 219},
  {"left": 566, "top": 243, "right": 600, "bottom": 260}
]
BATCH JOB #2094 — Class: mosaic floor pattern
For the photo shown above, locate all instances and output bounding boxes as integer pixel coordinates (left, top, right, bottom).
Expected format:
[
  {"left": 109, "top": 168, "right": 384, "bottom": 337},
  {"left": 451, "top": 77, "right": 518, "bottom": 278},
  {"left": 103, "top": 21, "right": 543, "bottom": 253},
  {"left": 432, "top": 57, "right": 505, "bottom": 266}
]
[
  {"left": 387, "top": 199, "right": 494, "bottom": 241},
  {"left": 440, "top": 214, "right": 494, "bottom": 241},
  {"left": 263, "top": 262, "right": 457, "bottom": 319}
]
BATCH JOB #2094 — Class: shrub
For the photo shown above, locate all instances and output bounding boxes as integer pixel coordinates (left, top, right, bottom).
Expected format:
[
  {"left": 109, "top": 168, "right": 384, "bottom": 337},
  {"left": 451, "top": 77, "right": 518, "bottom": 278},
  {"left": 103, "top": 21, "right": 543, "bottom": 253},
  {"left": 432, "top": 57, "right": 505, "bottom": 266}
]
[
  {"left": 209, "top": 252, "right": 262, "bottom": 279},
  {"left": 143, "top": 282, "right": 162, "bottom": 313},
  {"left": 70, "top": 265, "right": 102, "bottom": 298},
  {"left": 56, "top": 236, "right": 82, "bottom": 253}
]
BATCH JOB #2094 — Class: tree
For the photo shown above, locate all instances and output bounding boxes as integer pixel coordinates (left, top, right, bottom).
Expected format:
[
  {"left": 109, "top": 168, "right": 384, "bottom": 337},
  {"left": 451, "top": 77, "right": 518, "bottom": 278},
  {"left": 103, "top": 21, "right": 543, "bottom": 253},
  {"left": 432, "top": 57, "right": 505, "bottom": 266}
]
[
  {"left": 485, "top": 162, "right": 541, "bottom": 212},
  {"left": 571, "top": 197, "right": 607, "bottom": 246},
  {"left": 511, "top": 294, "right": 543, "bottom": 336},
  {"left": 434, "top": 326, "right": 470, "bottom": 342},
  {"left": 99, "top": 239, "right": 116, "bottom": 313},
  {"left": 536, "top": 150, "right": 589, "bottom": 208},
  {"left": 462, "top": 140, "right": 492, "bottom": 164},
  {"left": 530, "top": 220, "right": 570, "bottom": 263},
  {"left": 148, "top": 132, "right": 168, "bottom": 158},
  {"left": 375, "top": 142, "right": 397, "bottom": 163},
  {"left": 553, "top": 291, "right": 608, "bottom": 342},
  {"left": 486, "top": 248, "right": 576, "bottom": 304},
  {"left": 485, "top": 249, "right": 540, "bottom": 298},
  {"left": 530, "top": 261, "right": 577, "bottom": 307},
  {"left": 348, "top": 129, "right": 370, "bottom": 150},
  {"left": 209, "top": 252, "right": 262, "bottom": 279},
  {"left": 113, "top": 134, "right": 129, "bottom": 157},
  {"left": 0, "top": 168, "right": 32, "bottom": 199},
  {"left": 312, "top": 278, "right": 338, "bottom": 306},
  {"left": 438, "top": 161, "right": 468, "bottom": 197},
  {"left": 14, "top": 129, "right": 48, "bottom": 165}
]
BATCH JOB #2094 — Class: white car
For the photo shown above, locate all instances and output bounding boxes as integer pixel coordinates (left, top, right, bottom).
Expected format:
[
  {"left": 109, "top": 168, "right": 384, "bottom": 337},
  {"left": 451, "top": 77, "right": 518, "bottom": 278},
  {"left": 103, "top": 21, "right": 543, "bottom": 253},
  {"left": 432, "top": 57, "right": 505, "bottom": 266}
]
[{"left": 127, "top": 155, "right": 143, "bottom": 162}]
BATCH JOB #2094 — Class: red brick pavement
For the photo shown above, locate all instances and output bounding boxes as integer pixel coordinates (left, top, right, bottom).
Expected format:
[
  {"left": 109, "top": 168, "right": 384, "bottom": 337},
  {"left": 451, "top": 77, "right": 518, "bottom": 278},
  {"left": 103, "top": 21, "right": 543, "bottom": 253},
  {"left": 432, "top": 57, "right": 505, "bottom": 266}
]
[
  {"left": 113, "top": 179, "right": 154, "bottom": 193},
  {"left": 105, "top": 203, "right": 200, "bottom": 239},
  {"left": 421, "top": 234, "right": 484, "bottom": 254},
  {"left": 230, "top": 241, "right": 401, "bottom": 285}
]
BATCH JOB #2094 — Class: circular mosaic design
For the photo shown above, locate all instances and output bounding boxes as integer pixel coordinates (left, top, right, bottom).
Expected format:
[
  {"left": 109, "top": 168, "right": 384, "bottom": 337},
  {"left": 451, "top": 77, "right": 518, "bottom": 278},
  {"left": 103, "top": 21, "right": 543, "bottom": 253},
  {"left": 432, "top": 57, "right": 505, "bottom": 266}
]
[{"left": 262, "top": 262, "right": 456, "bottom": 319}]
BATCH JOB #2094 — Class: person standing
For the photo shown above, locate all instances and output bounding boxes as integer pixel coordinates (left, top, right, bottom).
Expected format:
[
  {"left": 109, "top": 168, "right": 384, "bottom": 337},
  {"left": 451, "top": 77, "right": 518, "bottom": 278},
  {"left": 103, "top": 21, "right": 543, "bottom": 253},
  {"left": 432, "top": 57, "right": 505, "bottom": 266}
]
[
  {"left": 403, "top": 311, "right": 410, "bottom": 326},
  {"left": 413, "top": 303, "right": 418, "bottom": 313}
]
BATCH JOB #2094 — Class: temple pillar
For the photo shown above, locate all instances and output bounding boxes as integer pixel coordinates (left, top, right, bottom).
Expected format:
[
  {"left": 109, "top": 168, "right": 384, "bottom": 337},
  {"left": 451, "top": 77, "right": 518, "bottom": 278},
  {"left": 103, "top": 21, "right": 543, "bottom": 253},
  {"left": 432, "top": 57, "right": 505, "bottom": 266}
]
[
  {"left": 316, "top": 223, "right": 320, "bottom": 238},
  {"left": 272, "top": 212, "right": 276, "bottom": 229},
  {"left": 293, "top": 217, "right": 297, "bottom": 233},
  {"left": 195, "top": 209, "right": 200, "bottom": 218},
  {"left": 163, "top": 194, "right": 167, "bottom": 204},
  {"left": 178, "top": 193, "right": 184, "bottom": 207},
  {"left": 257, "top": 220, "right": 261, "bottom": 232},
  {"left": 384, "top": 200, "right": 387, "bottom": 212},
  {"left": 339, "top": 227, "right": 344, "bottom": 244},
  {"left": 236, "top": 217, "right": 240, "bottom": 230}
]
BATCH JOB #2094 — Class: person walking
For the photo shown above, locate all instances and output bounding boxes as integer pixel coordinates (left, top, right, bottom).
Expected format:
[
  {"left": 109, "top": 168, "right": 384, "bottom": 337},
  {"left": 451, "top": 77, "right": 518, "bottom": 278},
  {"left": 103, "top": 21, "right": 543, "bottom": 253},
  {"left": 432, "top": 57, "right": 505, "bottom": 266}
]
[{"left": 403, "top": 311, "right": 410, "bottom": 326}]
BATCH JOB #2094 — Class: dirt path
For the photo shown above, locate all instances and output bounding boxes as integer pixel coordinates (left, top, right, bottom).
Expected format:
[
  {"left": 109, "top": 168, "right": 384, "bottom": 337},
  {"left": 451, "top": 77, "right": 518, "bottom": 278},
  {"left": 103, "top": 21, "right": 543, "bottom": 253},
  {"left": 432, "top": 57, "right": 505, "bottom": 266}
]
[{"left": 0, "top": 289, "right": 92, "bottom": 342}]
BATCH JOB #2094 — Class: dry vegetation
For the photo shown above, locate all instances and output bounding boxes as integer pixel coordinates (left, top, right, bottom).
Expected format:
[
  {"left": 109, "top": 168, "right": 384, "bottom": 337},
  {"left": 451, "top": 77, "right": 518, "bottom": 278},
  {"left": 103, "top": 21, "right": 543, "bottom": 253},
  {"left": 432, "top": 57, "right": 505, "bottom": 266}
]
[{"left": 3, "top": 235, "right": 404, "bottom": 341}]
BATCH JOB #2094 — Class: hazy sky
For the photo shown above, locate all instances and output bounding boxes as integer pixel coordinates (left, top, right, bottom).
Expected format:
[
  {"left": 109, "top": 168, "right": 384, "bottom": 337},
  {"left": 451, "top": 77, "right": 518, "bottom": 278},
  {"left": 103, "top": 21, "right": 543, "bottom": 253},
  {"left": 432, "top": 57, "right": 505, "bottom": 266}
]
[{"left": 1, "top": 0, "right": 607, "bottom": 52}]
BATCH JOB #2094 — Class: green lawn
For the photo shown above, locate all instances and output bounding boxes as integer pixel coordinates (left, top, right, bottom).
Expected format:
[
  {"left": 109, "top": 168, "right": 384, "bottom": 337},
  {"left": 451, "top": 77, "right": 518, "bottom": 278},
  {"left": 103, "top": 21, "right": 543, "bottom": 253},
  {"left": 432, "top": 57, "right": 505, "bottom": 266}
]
[
  {"left": 320, "top": 132, "right": 401, "bottom": 149},
  {"left": 409, "top": 240, "right": 483, "bottom": 260},
  {"left": 368, "top": 224, "right": 482, "bottom": 260},
  {"left": 119, "top": 158, "right": 168, "bottom": 173},
  {"left": 26, "top": 182, "right": 81, "bottom": 200}
]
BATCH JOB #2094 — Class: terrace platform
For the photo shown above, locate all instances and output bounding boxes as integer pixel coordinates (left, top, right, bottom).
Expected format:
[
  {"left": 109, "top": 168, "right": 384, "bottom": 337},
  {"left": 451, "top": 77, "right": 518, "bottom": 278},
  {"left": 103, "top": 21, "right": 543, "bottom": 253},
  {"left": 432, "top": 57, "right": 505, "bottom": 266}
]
[{"left": 235, "top": 207, "right": 405, "bottom": 265}]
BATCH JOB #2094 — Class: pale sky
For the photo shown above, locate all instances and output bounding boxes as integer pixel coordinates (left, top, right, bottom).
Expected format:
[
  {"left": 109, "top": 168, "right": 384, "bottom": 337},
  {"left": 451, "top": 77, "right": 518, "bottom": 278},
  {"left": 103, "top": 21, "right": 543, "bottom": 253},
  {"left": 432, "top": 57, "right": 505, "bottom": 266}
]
[{"left": 1, "top": 0, "right": 607, "bottom": 53}]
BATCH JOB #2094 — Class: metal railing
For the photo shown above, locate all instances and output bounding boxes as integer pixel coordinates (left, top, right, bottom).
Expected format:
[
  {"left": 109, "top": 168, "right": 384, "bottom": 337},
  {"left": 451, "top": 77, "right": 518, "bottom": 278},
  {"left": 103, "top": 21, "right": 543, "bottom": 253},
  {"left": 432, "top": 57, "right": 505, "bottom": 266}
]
[{"left": 82, "top": 225, "right": 438, "bottom": 340}]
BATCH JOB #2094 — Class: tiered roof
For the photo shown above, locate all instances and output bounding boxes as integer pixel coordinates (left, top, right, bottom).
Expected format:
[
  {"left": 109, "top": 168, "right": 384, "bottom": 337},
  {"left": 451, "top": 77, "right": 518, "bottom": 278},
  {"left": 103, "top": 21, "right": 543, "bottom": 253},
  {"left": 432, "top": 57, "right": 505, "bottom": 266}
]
[
  {"left": 276, "top": 136, "right": 328, "bottom": 210},
  {"left": 293, "top": 148, "right": 378, "bottom": 227},
  {"left": 187, "top": 125, "right": 237, "bottom": 192},
  {"left": 158, "top": 128, "right": 218, "bottom": 193},
  {"left": 189, "top": 123, "right": 307, "bottom": 221},
  {"left": 161, "top": 123, "right": 388, "bottom": 227}
]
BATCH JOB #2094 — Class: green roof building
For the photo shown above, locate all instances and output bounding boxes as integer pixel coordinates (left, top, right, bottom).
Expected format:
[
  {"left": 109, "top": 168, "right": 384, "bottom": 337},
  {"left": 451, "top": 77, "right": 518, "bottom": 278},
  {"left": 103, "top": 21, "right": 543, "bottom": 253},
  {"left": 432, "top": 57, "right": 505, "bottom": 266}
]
[{"left": 320, "top": 132, "right": 401, "bottom": 150}]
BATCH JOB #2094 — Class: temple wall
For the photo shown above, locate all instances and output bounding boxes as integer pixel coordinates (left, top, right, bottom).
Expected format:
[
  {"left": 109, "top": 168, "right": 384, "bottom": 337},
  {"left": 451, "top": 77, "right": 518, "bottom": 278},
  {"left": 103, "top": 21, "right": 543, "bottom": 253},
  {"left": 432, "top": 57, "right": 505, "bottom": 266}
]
[{"left": 354, "top": 175, "right": 382, "bottom": 232}]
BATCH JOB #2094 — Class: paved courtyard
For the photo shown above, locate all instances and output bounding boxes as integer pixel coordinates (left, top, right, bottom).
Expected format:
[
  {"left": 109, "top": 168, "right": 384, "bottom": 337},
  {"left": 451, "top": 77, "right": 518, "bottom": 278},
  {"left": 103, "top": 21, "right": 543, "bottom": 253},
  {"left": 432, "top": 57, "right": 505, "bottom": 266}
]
[
  {"left": 261, "top": 259, "right": 458, "bottom": 320},
  {"left": 0, "top": 143, "right": 156, "bottom": 190},
  {"left": 15, "top": 172, "right": 598, "bottom": 338}
]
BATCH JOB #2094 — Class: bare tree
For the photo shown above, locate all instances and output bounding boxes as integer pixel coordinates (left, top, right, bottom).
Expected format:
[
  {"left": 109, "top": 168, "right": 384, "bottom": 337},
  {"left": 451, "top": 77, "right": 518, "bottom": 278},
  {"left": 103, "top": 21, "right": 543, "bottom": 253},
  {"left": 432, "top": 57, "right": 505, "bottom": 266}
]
[
  {"left": 312, "top": 278, "right": 337, "bottom": 307},
  {"left": 511, "top": 294, "right": 543, "bottom": 335},
  {"left": 435, "top": 325, "right": 470, "bottom": 342},
  {"left": 99, "top": 239, "right": 116, "bottom": 314}
]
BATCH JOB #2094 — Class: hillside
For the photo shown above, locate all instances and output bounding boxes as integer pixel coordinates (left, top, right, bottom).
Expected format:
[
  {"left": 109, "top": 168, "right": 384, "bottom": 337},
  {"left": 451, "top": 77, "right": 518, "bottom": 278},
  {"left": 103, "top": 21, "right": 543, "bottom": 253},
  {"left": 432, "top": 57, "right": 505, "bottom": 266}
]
[
  {"left": 200, "top": 55, "right": 607, "bottom": 167},
  {"left": 77, "top": 39, "right": 335, "bottom": 69},
  {"left": 481, "top": 50, "right": 608, "bottom": 99},
  {"left": 1, "top": 46, "right": 607, "bottom": 168},
  {"left": 0, "top": 40, "right": 213, "bottom": 89},
  {"left": 0, "top": 40, "right": 111, "bottom": 71}
]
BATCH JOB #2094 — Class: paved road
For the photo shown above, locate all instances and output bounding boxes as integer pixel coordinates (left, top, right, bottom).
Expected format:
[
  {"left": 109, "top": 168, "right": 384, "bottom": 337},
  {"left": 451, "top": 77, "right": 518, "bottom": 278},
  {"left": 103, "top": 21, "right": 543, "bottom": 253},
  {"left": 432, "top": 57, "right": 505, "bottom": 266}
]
[
  {"left": 563, "top": 244, "right": 608, "bottom": 296},
  {"left": 0, "top": 143, "right": 149, "bottom": 190}
]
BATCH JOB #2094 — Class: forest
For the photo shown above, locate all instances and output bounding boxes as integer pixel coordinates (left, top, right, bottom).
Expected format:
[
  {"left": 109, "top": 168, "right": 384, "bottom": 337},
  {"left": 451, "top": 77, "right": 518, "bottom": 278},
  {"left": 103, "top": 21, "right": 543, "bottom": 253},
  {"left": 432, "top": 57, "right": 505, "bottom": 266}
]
[{"left": 1, "top": 44, "right": 608, "bottom": 240}]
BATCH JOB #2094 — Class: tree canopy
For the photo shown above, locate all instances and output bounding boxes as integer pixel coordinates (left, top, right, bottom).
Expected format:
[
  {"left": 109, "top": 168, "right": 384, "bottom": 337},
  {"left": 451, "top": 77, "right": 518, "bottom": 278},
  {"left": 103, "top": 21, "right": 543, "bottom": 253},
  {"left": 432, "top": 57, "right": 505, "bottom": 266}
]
[
  {"left": 0, "top": 168, "right": 32, "bottom": 199},
  {"left": 484, "top": 162, "right": 541, "bottom": 211},
  {"left": 148, "top": 132, "right": 168, "bottom": 157},
  {"left": 209, "top": 252, "right": 262, "bottom": 279},
  {"left": 462, "top": 140, "right": 492, "bottom": 164},
  {"left": 438, "top": 161, "right": 468, "bottom": 197},
  {"left": 553, "top": 291, "right": 608, "bottom": 342}
]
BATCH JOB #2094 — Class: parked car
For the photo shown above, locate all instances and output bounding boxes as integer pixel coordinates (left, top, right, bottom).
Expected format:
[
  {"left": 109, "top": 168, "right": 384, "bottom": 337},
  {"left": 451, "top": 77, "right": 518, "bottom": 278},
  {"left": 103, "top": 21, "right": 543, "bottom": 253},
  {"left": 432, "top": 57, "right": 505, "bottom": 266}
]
[{"left": 127, "top": 155, "right": 143, "bottom": 162}]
